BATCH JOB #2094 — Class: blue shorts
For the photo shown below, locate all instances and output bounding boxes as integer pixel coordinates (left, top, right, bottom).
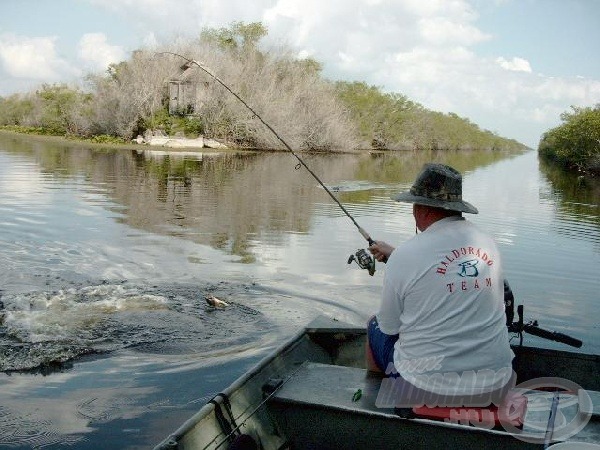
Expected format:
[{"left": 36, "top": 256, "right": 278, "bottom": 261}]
[{"left": 367, "top": 316, "right": 399, "bottom": 375}]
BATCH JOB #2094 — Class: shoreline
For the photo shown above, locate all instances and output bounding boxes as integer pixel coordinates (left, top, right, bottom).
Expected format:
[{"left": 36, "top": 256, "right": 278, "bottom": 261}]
[
  {"left": 0, "top": 128, "right": 362, "bottom": 154},
  {"left": 0, "top": 128, "right": 249, "bottom": 153},
  {"left": 2, "top": 128, "right": 524, "bottom": 156}
]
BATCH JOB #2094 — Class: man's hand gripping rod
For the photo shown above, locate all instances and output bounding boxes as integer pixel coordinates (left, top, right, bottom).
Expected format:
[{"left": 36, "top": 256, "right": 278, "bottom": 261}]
[{"left": 158, "top": 52, "right": 377, "bottom": 274}]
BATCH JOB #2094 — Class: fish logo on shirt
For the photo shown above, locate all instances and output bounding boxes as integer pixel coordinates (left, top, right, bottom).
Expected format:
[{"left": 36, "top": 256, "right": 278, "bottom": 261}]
[{"left": 458, "top": 259, "right": 479, "bottom": 277}]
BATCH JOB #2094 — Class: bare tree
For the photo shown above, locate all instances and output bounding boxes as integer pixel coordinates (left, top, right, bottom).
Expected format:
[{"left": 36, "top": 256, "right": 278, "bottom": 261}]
[
  {"left": 157, "top": 31, "right": 359, "bottom": 150},
  {"left": 86, "top": 50, "right": 174, "bottom": 139}
]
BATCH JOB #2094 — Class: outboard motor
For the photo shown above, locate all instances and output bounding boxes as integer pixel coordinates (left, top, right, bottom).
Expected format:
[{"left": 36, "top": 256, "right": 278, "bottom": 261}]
[{"left": 504, "top": 279, "right": 515, "bottom": 327}]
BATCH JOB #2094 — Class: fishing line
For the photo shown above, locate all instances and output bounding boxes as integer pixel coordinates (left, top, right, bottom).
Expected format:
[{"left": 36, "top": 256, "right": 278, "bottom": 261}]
[
  {"left": 157, "top": 51, "right": 376, "bottom": 246},
  {"left": 206, "top": 362, "right": 305, "bottom": 450}
]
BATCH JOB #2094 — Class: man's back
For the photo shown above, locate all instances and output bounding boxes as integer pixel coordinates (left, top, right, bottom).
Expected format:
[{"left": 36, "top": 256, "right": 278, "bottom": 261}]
[{"left": 377, "top": 216, "right": 514, "bottom": 395}]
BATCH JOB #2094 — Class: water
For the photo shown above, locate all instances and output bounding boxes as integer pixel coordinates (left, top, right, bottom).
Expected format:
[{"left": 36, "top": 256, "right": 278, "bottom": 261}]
[{"left": 0, "top": 132, "right": 598, "bottom": 448}]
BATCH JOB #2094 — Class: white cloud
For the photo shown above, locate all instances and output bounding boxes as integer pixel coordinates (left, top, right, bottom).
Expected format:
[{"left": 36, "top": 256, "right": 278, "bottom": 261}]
[
  {"left": 0, "top": 33, "right": 79, "bottom": 81},
  {"left": 496, "top": 56, "right": 532, "bottom": 73},
  {"left": 77, "top": 33, "right": 127, "bottom": 71},
  {"left": 142, "top": 32, "right": 160, "bottom": 49},
  {"left": 382, "top": 46, "right": 476, "bottom": 85},
  {"left": 534, "top": 76, "right": 600, "bottom": 103},
  {"left": 531, "top": 104, "right": 566, "bottom": 124},
  {"left": 87, "top": 0, "right": 274, "bottom": 32},
  {"left": 418, "top": 17, "right": 491, "bottom": 46},
  {"left": 401, "top": 0, "right": 477, "bottom": 18}
]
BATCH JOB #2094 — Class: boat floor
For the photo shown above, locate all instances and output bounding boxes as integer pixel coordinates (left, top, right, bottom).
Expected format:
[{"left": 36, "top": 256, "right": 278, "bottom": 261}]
[{"left": 267, "top": 361, "right": 600, "bottom": 449}]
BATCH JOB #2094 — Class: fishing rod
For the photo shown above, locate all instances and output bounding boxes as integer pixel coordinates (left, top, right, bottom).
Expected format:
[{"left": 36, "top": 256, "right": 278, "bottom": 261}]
[{"left": 157, "top": 51, "right": 377, "bottom": 275}]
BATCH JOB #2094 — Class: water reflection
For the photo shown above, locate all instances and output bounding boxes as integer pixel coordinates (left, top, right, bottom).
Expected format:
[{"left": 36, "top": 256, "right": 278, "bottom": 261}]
[
  {"left": 0, "top": 133, "right": 523, "bottom": 264},
  {"left": 539, "top": 157, "right": 600, "bottom": 249}
]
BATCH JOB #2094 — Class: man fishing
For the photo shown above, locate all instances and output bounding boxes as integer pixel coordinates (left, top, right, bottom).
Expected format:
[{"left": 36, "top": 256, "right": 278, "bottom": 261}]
[{"left": 366, "top": 163, "right": 514, "bottom": 407}]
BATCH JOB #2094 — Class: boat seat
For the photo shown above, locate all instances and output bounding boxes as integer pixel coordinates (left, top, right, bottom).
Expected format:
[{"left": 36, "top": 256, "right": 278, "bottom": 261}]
[{"left": 411, "top": 389, "right": 528, "bottom": 428}]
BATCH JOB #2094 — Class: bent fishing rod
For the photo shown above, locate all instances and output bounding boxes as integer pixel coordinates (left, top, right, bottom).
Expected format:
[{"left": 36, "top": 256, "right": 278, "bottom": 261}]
[{"left": 158, "top": 51, "right": 377, "bottom": 274}]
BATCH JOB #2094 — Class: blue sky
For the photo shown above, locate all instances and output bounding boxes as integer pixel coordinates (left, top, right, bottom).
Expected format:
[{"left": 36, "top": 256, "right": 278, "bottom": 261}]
[{"left": 1, "top": 0, "right": 598, "bottom": 148}]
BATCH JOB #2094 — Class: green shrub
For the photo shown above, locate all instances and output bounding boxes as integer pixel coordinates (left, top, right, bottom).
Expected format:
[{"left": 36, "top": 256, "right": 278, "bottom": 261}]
[
  {"left": 334, "top": 81, "right": 526, "bottom": 151},
  {"left": 87, "top": 134, "right": 128, "bottom": 144},
  {"left": 183, "top": 117, "right": 203, "bottom": 137},
  {"left": 539, "top": 105, "right": 600, "bottom": 174}
]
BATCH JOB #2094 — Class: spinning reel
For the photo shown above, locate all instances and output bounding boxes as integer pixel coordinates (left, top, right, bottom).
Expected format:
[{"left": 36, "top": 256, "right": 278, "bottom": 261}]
[{"left": 347, "top": 248, "right": 376, "bottom": 276}]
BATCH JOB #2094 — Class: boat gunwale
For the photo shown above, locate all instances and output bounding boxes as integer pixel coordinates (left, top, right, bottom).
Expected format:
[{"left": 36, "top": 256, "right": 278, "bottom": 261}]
[{"left": 155, "top": 324, "right": 314, "bottom": 448}]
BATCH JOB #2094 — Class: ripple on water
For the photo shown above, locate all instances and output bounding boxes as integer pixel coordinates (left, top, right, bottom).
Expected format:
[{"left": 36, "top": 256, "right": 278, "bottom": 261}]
[{"left": 0, "top": 405, "right": 85, "bottom": 449}]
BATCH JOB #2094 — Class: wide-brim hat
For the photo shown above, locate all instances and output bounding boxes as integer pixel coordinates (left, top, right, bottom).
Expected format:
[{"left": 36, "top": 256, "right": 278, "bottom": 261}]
[{"left": 391, "top": 163, "right": 478, "bottom": 214}]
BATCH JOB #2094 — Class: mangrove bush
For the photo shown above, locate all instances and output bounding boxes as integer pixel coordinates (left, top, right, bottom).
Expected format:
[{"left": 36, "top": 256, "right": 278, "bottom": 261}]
[{"left": 538, "top": 105, "right": 600, "bottom": 175}]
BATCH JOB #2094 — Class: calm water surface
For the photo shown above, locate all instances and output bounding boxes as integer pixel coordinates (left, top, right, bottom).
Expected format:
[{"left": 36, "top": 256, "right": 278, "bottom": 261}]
[{"left": 0, "top": 132, "right": 598, "bottom": 448}]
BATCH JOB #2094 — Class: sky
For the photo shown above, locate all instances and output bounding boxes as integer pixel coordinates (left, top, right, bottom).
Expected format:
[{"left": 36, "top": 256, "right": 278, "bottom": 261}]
[{"left": 0, "top": 0, "right": 599, "bottom": 148}]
